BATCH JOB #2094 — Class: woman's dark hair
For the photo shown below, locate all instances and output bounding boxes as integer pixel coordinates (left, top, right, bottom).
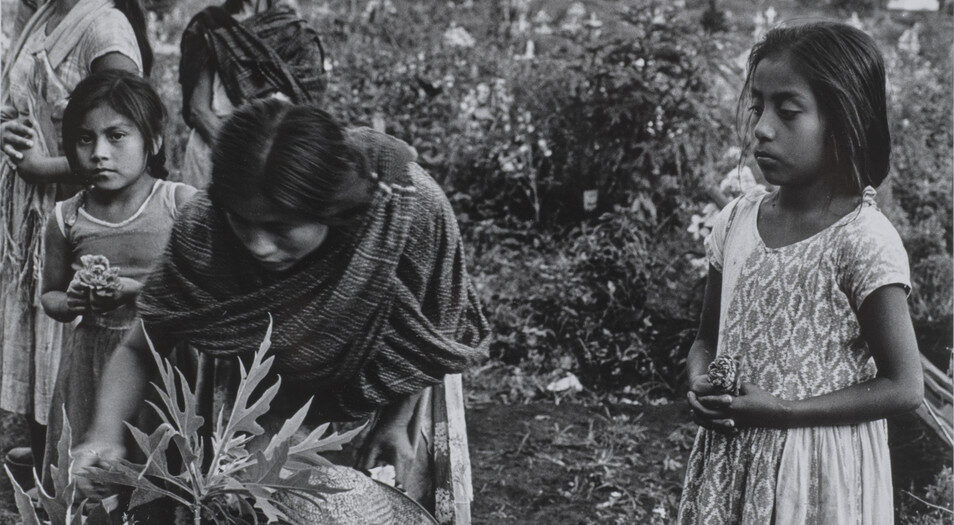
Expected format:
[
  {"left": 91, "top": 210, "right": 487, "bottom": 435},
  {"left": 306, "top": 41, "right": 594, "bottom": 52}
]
[
  {"left": 62, "top": 70, "right": 169, "bottom": 179},
  {"left": 113, "top": 0, "right": 154, "bottom": 76},
  {"left": 209, "top": 98, "right": 371, "bottom": 220},
  {"left": 737, "top": 22, "right": 890, "bottom": 191}
]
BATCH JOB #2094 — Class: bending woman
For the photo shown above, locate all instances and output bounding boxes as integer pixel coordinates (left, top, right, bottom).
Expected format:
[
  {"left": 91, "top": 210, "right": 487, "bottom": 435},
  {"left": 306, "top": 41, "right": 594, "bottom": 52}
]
[
  {"left": 0, "top": 0, "right": 150, "bottom": 468},
  {"left": 72, "top": 100, "right": 489, "bottom": 524},
  {"left": 177, "top": 0, "right": 324, "bottom": 188}
]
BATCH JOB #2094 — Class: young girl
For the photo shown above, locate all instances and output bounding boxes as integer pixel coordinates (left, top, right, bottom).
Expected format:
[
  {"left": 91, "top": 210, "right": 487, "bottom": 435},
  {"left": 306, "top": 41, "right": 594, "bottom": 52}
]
[
  {"left": 38, "top": 70, "right": 196, "bottom": 482},
  {"left": 0, "top": 0, "right": 151, "bottom": 471},
  {"left": 678, "top": 23, "right": 922, "bottom": 524}
]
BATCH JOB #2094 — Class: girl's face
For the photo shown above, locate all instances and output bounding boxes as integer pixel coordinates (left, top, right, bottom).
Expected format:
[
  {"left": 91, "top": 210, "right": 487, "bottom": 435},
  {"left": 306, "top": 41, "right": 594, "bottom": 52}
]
[
  {"left": 74, "top": 105, "right": 157, "bottom": 191},
  {"left": 749, "top": 54, "right": 829, "bottom": 188},
  {"left": 223, "top": 195, "right": 329, "bottom": 273}
]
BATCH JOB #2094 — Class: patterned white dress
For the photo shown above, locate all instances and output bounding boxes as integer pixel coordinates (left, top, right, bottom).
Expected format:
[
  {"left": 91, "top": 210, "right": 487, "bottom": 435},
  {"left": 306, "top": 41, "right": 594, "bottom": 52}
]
[{"left": 677, "top": 187, "right": 910, "bottom": 525}]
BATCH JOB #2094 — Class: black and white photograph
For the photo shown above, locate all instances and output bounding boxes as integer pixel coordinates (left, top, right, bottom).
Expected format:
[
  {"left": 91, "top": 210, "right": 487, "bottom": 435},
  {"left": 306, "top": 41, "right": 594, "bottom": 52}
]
[{"left": 0, "top": 0, "right": 950, "bottom": 523}]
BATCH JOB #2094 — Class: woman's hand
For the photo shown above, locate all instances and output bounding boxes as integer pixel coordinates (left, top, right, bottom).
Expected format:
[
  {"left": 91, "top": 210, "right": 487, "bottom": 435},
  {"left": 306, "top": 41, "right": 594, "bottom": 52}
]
[
  {"left": 71, "top": 440, "right": 126, "bottom": 500},
  {"left": 697, "top": 382, "right": 792, "bottom": 428},
  {"left": 687, "top": 374, "right": 736, "bottom": 432},
  {"left": 89, "top": 278, "right": 141, "bottom": 313},
  {"left": 356, "top": 419, "right": 415, "bottom": 490},
  {"left": 1, "top": 116, "right": 35, "bottom": 163}
]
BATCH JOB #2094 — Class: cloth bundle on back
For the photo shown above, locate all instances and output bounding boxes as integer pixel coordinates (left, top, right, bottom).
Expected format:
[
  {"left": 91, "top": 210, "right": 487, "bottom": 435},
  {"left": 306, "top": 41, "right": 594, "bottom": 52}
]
[
  {"left": 175, "top": 0, "right": 326, "bottom": 189},
  {"left": 178, "top": 0, "right": 325, "bottom": 122}
]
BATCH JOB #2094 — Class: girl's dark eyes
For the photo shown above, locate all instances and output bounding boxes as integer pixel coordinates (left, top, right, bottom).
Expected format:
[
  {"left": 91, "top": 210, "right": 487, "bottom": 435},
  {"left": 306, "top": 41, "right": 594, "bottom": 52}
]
[
  {"left": 77, "top": 136, "right": 93, "bottom": 145},
  {"left": 109, "top": 132, "right": 126, "bottom": 141},
  {"left": 777, "top": 108, "right": 799, "bottom": 120},
  {"left": 748, "top": 105, "right": 763, "bottom": 117}
]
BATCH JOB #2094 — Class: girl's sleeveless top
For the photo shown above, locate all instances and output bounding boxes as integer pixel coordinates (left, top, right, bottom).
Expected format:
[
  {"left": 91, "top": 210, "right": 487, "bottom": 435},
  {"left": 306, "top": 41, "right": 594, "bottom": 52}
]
[
  {"left": 677, "top": 186, "right": 911, "bottom": 525},
  {"left": 54, "top": 180, "right": 188, "bottom": 328}
]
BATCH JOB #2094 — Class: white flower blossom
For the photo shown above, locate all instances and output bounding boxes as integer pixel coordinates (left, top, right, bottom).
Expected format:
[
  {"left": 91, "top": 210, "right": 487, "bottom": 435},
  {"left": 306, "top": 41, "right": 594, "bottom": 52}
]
[{"left": 443, "top": 24, "right": 476, "bottom": 48}]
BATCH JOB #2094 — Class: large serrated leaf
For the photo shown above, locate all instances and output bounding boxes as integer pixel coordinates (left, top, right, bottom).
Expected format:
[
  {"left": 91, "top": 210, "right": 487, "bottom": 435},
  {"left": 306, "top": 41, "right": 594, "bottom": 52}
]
[
  {"left": 246, "top": 485, "right": 285, "bottom": 524},
  {"left": 52, "top": 405, "right": 75, "bottom": 497},
  {"left": 125, "top": 422, "right": 176, "bottom": 480},
  {"left": 4, "top": 464, "right": 42, "bottom": 525},
  {"left": 288, "top": 422, "right": 367, "bottom": 457}
]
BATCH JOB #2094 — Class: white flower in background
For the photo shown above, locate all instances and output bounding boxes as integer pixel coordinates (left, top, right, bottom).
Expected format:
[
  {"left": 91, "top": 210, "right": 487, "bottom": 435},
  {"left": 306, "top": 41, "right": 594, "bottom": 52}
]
[
  {"left": 719, "top": 165, "right": 763, "bottom": 196},
  {"left": 533, "top": 9, "right": 554, "bottom": 34},
  {"left": 752, "top": 7, "right": 777, "bottom": 39},
  {"left": 723, "top": 146, "right": 742, "bottom": 162},
  {"left": 898, "top": 23, "right": 921, "bottom": 55},
  {"left": 584, "top": 12, "right": 603, "bottom": 28},
  {"left": 443, "top": 23, "right": 476, "bottom": 48},
  {"left": 846, "top": 12, "right": 864, "bottom": 30},
  {"left": 561, "top": 2, "right": 586, "bottom": 32},
  {"left": 687, "top": 203, "right": 721, "bottom": 241}
]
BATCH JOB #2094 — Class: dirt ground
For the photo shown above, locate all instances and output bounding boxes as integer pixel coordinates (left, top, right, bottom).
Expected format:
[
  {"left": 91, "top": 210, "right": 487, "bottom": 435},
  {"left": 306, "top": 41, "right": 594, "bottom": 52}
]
[{"left": 0, "top": 398, "right": 949, "bottom": 524}]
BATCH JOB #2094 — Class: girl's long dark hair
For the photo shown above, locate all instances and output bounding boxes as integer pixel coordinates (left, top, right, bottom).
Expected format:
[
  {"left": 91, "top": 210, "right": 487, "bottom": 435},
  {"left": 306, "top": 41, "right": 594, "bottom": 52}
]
[
  {"left": 62, "top": 70, "right": 169, "bottom": 179},
  {"left": 113, "top": 0, "right": 154, "bottom": 76},
  {"left": 209, "top": 98, "right": 371, "bottom": 221},
  {"left": 737, "top": 22, "right": 891, "bottom": 192}
]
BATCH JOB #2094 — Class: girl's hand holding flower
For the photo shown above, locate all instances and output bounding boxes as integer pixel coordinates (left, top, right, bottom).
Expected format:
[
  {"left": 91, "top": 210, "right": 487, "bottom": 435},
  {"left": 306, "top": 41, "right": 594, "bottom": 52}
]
[
  {"left": 688, "top": 373, "right": 736, "bottom": 432},
  {"left": 89, "top": 277, "right": 141, "bottom": 313},
  {"left": 698, "top": 383, "right": 792, "bottom": 428},
  {"left": 65, "top": 278, "right": 91, "bottom": 315}
]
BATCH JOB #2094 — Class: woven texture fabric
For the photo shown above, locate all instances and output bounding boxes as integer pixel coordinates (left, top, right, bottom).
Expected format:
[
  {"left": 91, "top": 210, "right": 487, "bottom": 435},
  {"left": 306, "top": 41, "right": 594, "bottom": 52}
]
[
  {"left": 137, "top": 130, "right": 489, "bottom": 419},
  {"left": 678, "top": 187, "right": 908, "bottom": 524},
  {"left": 178, "top": 3, "right": 323, "bottom": 128}
]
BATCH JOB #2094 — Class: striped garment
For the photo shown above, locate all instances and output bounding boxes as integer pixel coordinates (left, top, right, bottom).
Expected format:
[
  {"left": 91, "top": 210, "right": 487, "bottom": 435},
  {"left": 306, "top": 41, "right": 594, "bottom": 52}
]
[
  {"left": 178, "top": 2, "right": 324, "bottom": 128},
  {"left": 137, "top": 129, "right": 490, "bottom": 419}
]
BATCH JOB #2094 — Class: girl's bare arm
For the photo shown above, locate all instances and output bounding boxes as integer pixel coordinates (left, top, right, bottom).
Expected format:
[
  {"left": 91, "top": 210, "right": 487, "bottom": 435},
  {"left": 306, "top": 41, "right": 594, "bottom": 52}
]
[
  {"left": 39, "top": 213, "right": 85, "bottom": 322},
  {"left": 703, "top": 284, "right": 923, "bottom": 427}
]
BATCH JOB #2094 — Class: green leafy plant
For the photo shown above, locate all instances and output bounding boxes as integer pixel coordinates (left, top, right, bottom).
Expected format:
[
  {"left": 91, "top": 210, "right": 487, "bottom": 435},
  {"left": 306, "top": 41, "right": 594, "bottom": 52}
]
[
  {"left": 4, "top": 410, "right": 116, "bottom": 525},
  {"left": 6, "top": 319, "right": 365, "bottom": 524}
]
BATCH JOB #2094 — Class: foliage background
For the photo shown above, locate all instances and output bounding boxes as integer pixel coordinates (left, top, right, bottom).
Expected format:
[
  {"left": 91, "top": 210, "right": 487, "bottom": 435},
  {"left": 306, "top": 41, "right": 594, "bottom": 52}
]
[{"left": 1, "top": 0, "right": 952, "bottom": 522}]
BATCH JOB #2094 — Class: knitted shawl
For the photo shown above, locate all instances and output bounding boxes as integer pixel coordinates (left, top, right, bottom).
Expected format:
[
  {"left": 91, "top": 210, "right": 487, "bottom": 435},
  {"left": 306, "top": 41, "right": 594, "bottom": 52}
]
[{"left": 137, "top": 130, "right": 489, "bottom": 418}]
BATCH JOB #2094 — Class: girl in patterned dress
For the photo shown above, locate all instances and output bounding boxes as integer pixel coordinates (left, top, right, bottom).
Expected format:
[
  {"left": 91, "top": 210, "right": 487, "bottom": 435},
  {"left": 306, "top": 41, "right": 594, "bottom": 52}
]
[
  {"left": 0, "top": 0, "right": 151, "bottom": 470},
  {"left": 38, "top": 71, "right": 196, "bottom": 485},
  {"left": 678, "top": 22, "right": 923, "bottom": 524}
]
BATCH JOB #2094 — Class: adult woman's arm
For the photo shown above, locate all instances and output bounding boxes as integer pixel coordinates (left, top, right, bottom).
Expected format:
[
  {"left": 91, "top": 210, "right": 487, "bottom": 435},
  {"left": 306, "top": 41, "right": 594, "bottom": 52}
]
[
  {"left": 701, "top": 284, "right": 923, "bottom": 427},
  {"left": 13, "top": 51, "right": 140, "bottom": 184},
  {"left": 355, "top": 391, "right": 423, "bottom": 486},
  {"left": 188, "top": 67, "right": 224, "bottom": 145},
  {"left": 72, "top": 324, "right": 171, "bottom": 497}
]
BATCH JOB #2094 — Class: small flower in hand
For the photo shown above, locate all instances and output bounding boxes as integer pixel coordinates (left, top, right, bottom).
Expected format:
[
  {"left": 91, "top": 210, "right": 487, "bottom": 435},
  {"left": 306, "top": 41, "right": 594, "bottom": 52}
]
[
  {"left": 707, "top": 354, "right": 740, "bottom": 395},
  {"left": 76, "top": 255, "right": 121, "bottom": 293}
]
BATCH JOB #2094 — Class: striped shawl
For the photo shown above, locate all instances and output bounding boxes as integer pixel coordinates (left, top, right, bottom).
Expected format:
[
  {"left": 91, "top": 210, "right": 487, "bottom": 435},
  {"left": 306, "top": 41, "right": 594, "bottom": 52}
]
[{"left": 137, "top": 131, "right": 489, "bottom": 419}]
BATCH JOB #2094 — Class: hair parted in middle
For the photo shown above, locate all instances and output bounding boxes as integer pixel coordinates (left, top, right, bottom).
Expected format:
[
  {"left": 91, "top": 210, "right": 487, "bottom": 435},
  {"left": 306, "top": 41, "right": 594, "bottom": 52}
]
[
  {"left": 208, "top": 98, "right": 373, "bottom": 221},
  {"left": 61, "top": 69, "right": 169, "bottom": 179},
  {"left": 737, "top": 21, "right": 891, "bottom": 193}
]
